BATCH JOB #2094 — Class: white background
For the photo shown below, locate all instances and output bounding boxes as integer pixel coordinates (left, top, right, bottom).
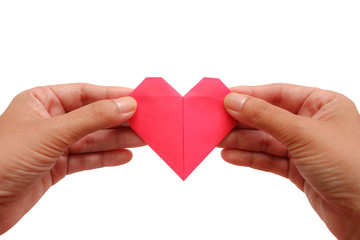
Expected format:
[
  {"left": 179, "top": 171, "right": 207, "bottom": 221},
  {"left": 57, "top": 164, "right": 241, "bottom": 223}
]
[{"left": 1, "top": 0, "right": 359, "bottom": 239}]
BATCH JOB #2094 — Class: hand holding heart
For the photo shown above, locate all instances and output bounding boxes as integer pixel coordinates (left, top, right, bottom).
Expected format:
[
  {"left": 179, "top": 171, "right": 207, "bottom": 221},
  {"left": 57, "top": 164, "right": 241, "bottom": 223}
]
[
  {"left": 219, "top": 84, "right": 360, "bottom": 239},
  {"left": 0, "top": 84, "right": 145, "bottom": 234},
  {"left": 1, "top": 82, "right": 360, "bottom": 239}
]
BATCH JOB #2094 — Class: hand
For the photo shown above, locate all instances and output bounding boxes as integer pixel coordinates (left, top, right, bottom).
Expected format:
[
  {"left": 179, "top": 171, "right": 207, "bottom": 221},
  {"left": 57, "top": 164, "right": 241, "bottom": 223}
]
[
  {"left": 0, "top": 84, "right": 145, "bottom": 234},
  {"left": 219, "top": 84, "right": 360, "bottom": 240}
]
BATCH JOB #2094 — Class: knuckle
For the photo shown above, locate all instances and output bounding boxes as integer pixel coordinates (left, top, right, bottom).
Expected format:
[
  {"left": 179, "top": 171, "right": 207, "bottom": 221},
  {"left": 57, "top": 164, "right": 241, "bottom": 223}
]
[
  {"left": 15, "top": 86, "right": 52, "bottom": 107},
  {"left": 46, "top": 125, "right": 73, "bottom": 151},
  {"left": 88, "top": 102, "right": 106, "bottom": 121},
  {"left": 79, "top": 84, "right": 92, "bottom": 106},
  {"left": 83, "top": 134, "right": 95, "bottom": 149},
  {"left": 246, "top": 152, "right": 255, "bottom": 168},
  {"left": 260, "top": 133, "right": 272, "bottom": 152},
  {"left": 87, "top": 101, "right": 115, "bottom": 124},
  {"left": 338, "top": 93, "right": 357, "bottom": 109},
  {"left": 13, "top": 88, "right": 37, "bottom": 101},
  {"left": 251, "top": 101, "right": 274, "bottom": 124},
  {"left": 28, "top": 86, "right": 49, "bottom": 97},
  {"left": 234, "top": 130, "right": 243, "bottom": 148},
  {"left": 279, "top": 117, "right": 309, "bottom": 147},
  {"left": 272, "top": 84, "right": 284, "bottom": 106}
]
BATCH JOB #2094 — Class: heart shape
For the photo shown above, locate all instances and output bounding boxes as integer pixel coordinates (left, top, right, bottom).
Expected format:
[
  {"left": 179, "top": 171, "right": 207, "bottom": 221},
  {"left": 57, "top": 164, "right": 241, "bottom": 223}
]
[{"left": 129, "top": 78, "right": 236, "bottom": 180}]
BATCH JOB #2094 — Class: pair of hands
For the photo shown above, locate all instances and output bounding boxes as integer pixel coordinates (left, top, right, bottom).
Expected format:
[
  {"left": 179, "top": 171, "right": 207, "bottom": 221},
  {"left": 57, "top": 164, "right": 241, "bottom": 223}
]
[{"left": 0, "top": 83, "right": 360, "bottom": 239}]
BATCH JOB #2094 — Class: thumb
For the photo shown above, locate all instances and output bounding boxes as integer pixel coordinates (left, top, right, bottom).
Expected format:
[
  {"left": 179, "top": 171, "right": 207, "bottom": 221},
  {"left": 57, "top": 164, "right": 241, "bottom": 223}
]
[
  {"left": 47, "top": 96, "right": 137, "bottom": 146},
  {"left": 224, "top": 92, "right": 305, "bottom": 146}
]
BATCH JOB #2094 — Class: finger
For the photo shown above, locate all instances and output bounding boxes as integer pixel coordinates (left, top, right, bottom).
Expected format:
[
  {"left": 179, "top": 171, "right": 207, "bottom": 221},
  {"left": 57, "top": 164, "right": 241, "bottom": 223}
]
[
  {"left": 48, "top": 83, "right": 133, "bottom": 112},
  {"left": 224, "top": 92, "right": 309, "bottom": 146},
  {"left": 221, "top": 149, "right": 289, "bottom": 178},
  {"left": 218, "top": 129, "right": 287, "bottom": 156},
  {"left": 69, "top": 128, "right": 146, "bottom": 154},
  {"left": 235, "top": 121, "right": 255, "bottom": 130},
  {"left": 46, "top": 96, "right": 137, "bottom": 147},
  {"left": 67, "top": 149, "right": 132, "bottom": 174},
  {"left": 116, "top": 120, "right": 130, "bottom": 128},
  {"left": 230, "top": 84, "right": 315, "bottom": 114}
]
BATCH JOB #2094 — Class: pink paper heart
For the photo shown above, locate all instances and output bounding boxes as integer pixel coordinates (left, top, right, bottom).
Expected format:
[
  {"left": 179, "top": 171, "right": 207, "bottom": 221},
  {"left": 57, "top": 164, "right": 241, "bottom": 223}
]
[{"left": 129, "top": 78, "right": 236, "bottom": 180}]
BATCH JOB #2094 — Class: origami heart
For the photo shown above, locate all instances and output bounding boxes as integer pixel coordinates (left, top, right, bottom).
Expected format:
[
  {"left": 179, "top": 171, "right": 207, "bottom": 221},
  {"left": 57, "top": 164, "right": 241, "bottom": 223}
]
[{"left": 129, "top": 78, "right": 236, "bottom": 180}]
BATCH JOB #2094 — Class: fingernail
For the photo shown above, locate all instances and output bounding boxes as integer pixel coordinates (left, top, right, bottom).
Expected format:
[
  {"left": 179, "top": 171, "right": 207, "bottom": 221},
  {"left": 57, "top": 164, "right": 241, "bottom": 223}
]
[
  {"left": 114, "top": 96, "right": 137, "bottom": 113},
  {"left": 224, "top": 92, "right": 247, "bottom": 111}
]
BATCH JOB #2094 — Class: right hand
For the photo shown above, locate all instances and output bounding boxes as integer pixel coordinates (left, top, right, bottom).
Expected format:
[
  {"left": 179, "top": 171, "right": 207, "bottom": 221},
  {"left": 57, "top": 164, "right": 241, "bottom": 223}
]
[{"left": 219, "top": 84, "right": 360, "bottom": 240}]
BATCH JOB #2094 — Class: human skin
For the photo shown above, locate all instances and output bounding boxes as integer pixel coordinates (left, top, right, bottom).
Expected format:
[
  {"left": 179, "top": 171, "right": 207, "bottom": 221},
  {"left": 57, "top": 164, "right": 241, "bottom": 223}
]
[
  {"left": 0, "top": 84, "right": 145, "bottom": 234},
  {"left": 219, "top": 84, "right": 360, "bottom": 240},
  {"left": 2, "top": 82, "right": 360, "bottom": 239}
]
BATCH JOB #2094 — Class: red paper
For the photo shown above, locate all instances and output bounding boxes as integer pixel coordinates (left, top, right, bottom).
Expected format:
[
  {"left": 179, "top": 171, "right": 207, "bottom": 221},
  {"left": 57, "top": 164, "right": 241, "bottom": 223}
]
[{"left": 129, "top": 78, "right": 236, "bottom": 180}]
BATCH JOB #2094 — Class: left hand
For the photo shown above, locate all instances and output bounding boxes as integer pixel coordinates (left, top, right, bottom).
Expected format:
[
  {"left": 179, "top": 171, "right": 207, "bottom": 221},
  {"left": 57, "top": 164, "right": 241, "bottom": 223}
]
[{"left": 0, "top": 83, "right": 145, "bottom": 234}]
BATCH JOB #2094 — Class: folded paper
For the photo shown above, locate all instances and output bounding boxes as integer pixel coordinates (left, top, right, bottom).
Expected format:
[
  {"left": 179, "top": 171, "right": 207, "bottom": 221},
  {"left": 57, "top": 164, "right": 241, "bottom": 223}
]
[{"left": 129, "top": 78, "right": 236, "bottom": 180}]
